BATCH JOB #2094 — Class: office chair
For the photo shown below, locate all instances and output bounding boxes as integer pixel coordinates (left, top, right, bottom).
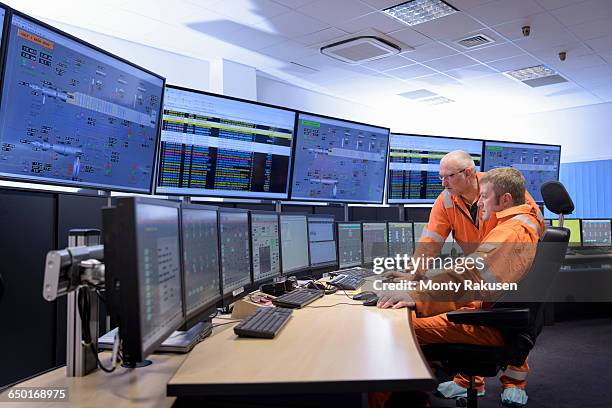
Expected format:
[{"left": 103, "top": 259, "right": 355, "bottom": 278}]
[{"left": 421, "top": 181, "right": 573, "bottom": 408}]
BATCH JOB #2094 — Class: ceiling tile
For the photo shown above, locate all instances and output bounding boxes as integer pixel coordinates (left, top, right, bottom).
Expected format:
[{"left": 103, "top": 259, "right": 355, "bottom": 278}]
[
  {"left": 533, "top": 51, "right": 605, "bottom": 71},
  {"left": 335, "top": 11, "right": 407, "bottom": 34},
  {"left": 361, "top": 54, "right": 415, "bottom": 71},
  {"left": 585, "top": 34, "right": 612, "bottom": 53},
  {"left": 468, "top": 0, "right": 545, "bottom": 27},
  {"left": 487, "top": 54, "right": 541, "bottom": 71},
  {"left": 221, "top": 25, "right": 287, "bottom": 51},
  {"left": 259, "top": 39, "right": 319, "bottom": 61},
  {"left": 566, "top": 64, "right": 612, "bottom": 83},
  {"left": 568, "top": 17, "right": 612, "bottom": 41},
  {"left": 445, "top": 63, "right": 498, "bottom": 79},
  {"left": 511, "top": 28, "right": 579, "bottom": 52},
  {"left": 423, "top": 53, "right": 478, "bottom": 70},
  {"left": 550, "top": 0, "right": 612, "bottom": 26},
  {"left": 253, "top": 10, "right": 329, "bottom": 37},
  {"left": 209, "top": 0, "right": 292, "bottom": 26},
  {"left": 412, "top": 12, "right": 485, "bottom": 40},
  {"left": 601, "top": 52, "right": 612, "bottom": 65},
  {"left": 591, "top": 84, "right": 612, "bottom": 99},
  {"left": 448, "top": 0, "right": 498, "bottom": 11},
  {"left": 294, "top": 27, "right": 349, "bottom": 45},
  {"left": 271, "top": 0, "right": 317, "bottom": 8},
  {"left": 413, "top": 73, "right": 463, "bottom": 87},
  {"left": 386, "top": 63, "right": 438, "bottom": 79},
  {"left": 489, "top": 12, "right": 565, "bottom": 41},
  {"left": 534, "top": 0, "right": 587, "bottom": 10},
  {"left": 387, "top": 28, "right": 431, "bottom": 48},
  {"left": 297, "top": 0, "right": 373, "bottom": 25},
  {"left": 408, "top": 42, "right": 459, "bottom": 62},
  {"left": 466, "top": 42, "right": 525, "bottom": 62}
]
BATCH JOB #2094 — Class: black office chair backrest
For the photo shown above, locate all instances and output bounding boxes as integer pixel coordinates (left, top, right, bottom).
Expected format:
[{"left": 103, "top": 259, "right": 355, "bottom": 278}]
[{"left": 541, "top": 181, "right": 574, "bottom": 216}]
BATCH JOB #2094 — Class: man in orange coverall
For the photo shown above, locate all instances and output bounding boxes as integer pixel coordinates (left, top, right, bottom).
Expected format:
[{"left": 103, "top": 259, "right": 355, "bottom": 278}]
[{"left": 377, "top": 167, "right": 541, "bottom": 408}]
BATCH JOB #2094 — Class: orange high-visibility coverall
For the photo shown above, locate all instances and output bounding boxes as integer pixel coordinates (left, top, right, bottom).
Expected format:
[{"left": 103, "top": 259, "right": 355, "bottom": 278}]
[{"left": 369, "top": 205, "right": 540, "bottom": 408}]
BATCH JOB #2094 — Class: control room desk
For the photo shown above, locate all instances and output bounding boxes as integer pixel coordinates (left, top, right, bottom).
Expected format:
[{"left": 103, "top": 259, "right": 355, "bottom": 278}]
[
  {"left": 0, "top": 293, "right": 434, "bottom": 407},
  {"left": 167, "top": 293, "right": 435, "bottom": 400}
]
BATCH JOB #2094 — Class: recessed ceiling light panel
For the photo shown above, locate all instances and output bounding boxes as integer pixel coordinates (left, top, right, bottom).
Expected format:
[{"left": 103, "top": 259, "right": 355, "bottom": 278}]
[
  {"left": 505, "top": 65, "right": 556, "bottom": 81},
  {"left": 383, "top": 0, "right": 459, "bottom": 26}
]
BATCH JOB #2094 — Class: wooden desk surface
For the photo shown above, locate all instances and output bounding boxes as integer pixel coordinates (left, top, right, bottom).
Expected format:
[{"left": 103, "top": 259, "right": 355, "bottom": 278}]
[{"left": 168, "top": 292, "right": 435, "bottom": 396}]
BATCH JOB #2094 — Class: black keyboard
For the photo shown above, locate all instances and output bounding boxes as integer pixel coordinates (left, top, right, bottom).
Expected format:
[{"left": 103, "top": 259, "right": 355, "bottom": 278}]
[
  {"left": 339, "top": 267, "right": 373, "bottom": 278},
  {"left": 572, "top": 247, "right": 612, "bottom": 256},
  {"left": 233, "top": 307, "right": 293, "bottom": 339},
  {"left": 328, "top": 274, "right": 365, "bottom": 290},
  {"left": 272, "top": 288, "right": 324, "bottom": 309}
]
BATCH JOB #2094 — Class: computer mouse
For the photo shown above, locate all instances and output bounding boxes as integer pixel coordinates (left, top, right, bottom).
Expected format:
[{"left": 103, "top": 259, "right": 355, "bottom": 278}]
[
  {"left": 353, "top": 291, "right": 377, "bottom": 301},
  {"left": 362, "top": 296, "right": 379, "bottom": 307}
]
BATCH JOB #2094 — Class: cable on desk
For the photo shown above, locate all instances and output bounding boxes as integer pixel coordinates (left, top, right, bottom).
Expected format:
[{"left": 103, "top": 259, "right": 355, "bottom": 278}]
[{"left": 212, "top": 320, "right": 241, "bottom": 328}]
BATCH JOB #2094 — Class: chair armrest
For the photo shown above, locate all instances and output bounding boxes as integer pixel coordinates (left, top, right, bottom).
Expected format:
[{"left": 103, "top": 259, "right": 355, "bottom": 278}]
[{"left": 447, "top": 308, "right": 530, "bottom": 329}]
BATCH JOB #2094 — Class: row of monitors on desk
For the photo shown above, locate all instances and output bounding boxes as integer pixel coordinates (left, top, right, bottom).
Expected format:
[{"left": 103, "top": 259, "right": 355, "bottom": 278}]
[
  {"left": 0, "top": 5, "right": 560, "bottom": 204},
  {"left": 547, "top": 218, "right": 612, "bottom": 247}
]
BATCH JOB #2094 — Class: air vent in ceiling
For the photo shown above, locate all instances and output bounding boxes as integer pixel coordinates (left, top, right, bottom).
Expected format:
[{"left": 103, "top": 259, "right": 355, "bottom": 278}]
[
  {"left": 321, "top": 36, "right": 401, "bottom": 64},
  {"left": 455, "top": 34, "right": 495, "bottom": 49}
]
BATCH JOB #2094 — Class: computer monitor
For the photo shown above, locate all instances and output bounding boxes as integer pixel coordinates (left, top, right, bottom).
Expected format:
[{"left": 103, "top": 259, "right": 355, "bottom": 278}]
[
  {"left": 103, "top": 197, "right": 184, "bottom": 365},
  {"left": 581, "top": 219, "right": 612, "bottom": 247},
  {"left": 0, "top": 12, "right": 164, "bottom": 193},
  {"left": 307, "top": 215, "right": 337, "bottom": 270},
  {"left": 180, "top": 204, "right": 221, "bottom": 326},
  {"left": 413, "top": 222, "right": 427, "bottom": 244},
  {"left": 552, "top": 219, "right": 581, "bottom": 247},
  {"left": 156, "top": 85, "right": 296, "bottom": 199},
  {"left": 388, "top": 134, "right": 483, "bottom": 203},
  {"left": 218, "top": 208, "right": 252, "bottom": 300},
  {"left": 362, "top": 222, "right": 388, "bottom": 266},
  {"left": 483, "top": 141, "right": 561, "bottom": 202},
  {"left": 250, "top": 211, "right": 281, "bottom": 283},
  {"left": 290, "top": 112, "right": 390, "bottom": 203},
  {"left": 387, "top": 222, "right": 414, "bottom": 258},
  {"left": 337, "top": 223, "right": 362, "bottom": 269},
  {"left": 279, "top": 214, "right": 310, "bottom": 275}
]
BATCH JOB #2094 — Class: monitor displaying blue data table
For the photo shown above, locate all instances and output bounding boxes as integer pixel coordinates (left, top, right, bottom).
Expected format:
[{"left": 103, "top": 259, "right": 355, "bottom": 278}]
[
  {"left": 103, "top": 197, "right": 184, "bottom": 365},
  {"left": 0, "top": 13, "right": 164, "bottom": 193},
  {"left": 581, "top": 219, "right": 612, "bottom": 247},
  {"left": 387, "top": 222, "right": 414, "bottom": 258},
  {"left": 307, "top": 214, "right": 337, "bottom": 269},
  {"left": 279, "top": 214, "right": 310, "bottom": 275},
  {"left": 483, "top": 141, "right": 560, "bottom": 202},
  {"left": 552, "top": 219, "right": 581, "bottom": 247},
  {"left": 362, "top": 222, "right": 388, "bottom": 266},
  {"left": 250, "top": 211, "right": 281, "bottom": 283},
  {"left": 388, "top": 134, "right": 483, "bottom": 204},
  {"left": 156, "top": 85, "right": 296, "bottom": 199},
  {"left": 290, "top": 112, "right": 390, "bottom": 203},
  {"left": 218, "top": 209, "right": 252, "bottom": 298},
  {"left": 337, "top": 222, "right": 362, "bottom": 269},
  {"left": 180, "top": 204, "right": 221, "bottom": 322}
]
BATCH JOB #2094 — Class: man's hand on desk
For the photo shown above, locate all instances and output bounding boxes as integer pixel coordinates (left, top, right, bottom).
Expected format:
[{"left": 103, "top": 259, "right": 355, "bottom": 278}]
[
  {"left": 376, "top": 292, "right": 416, "bottom": 309},
  {"left": 380, "top": 269, "right": 420, "bottom": 283}
]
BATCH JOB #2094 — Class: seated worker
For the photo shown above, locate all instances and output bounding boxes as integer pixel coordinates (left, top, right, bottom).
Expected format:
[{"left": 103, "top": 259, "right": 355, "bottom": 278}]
[
  {"left": 383, "top": 152, "right": 544, "bottom": 407},
  {"left": 377, "top": 168, "right": 541, "bottom": 408}
]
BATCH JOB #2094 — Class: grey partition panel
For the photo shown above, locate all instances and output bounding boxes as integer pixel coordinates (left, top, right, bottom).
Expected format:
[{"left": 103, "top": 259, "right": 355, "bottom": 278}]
[
  {"left": 0, "top": 189, "right": 56, "bottom": 387},
  {"left": 235, "top": 203, "right": 275, "bottom": 211},
  {"left": 55, "top": 194, "right": 107, "bottom": 366},
  {"left": 282, "top": 205, "right": 313, "bottom": 214},
  {"left": 405, "top": 207, "right": 432, "bottom": 223},
  {"left": 376, "top": 207, "right": 400, "bottom": 222},
  {"left": 314, "top": 206, "right": 344, "bottom": 220},
  {"left": 350, "top": 207, "right": 377, "bottom": 221}
]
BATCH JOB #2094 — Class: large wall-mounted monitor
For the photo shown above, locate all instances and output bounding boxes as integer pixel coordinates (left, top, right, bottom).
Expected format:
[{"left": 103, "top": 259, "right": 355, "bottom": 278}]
[
  {"left": 388, "top": 134, "right": 483, "bottom": 204},
  {"left": 279, "top": 214, "right": 310, "bottom": 275},
  {"left": 483, "top": 141, "right": 560, "bottom": 202},
  {"left": 0, "top": 13, "right": 164, "bottom": 193},
  {"left": 180, "top": 204, "right": 221, "bottom": 323},
  {"left": 156, "top": 85, "right": 296, "bottom": 199},
  {"left": 290, "top": 112, "right": 390, "bottom": 203},
  {"left": 218, "top": 208, "right": 252, "bottom": 298},
  {"left": 307, "top": 214, "right": 337, "bottom": 269},
  {"left": 250, "top": 211, "right": 281, "bottom": 283},
  {"left": 337, "top": 222, "right": 362, "bottom": 269}
]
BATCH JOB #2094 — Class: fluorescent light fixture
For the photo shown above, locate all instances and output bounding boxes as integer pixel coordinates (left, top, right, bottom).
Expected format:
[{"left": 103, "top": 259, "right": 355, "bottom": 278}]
[
  {"left": 505, "top": 65, "right": 557, "bottom": 81},
  {"left": 383, "top": 0, "right": 458, "bottom": 26}
]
